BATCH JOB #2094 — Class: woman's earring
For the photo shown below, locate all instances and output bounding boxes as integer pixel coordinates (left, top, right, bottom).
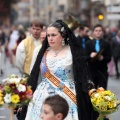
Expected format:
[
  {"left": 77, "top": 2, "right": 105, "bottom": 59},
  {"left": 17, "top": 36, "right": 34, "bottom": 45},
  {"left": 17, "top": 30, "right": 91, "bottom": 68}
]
[{"left": 62, "top": 39, "right": 65, "bottom": 46}]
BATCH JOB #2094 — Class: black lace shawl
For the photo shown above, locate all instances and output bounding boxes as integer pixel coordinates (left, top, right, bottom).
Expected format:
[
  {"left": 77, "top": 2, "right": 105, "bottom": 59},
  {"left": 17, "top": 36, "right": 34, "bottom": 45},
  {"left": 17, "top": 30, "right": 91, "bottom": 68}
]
[{"left": 27, "top": 20, "right": 95, "bottom": 120}]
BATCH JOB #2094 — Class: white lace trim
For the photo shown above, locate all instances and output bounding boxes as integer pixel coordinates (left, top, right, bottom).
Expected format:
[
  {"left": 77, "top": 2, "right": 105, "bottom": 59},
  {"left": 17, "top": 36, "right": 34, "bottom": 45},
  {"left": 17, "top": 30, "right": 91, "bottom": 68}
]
[{"left": 46, "top": 47, "right": 72, "bottom": 71}]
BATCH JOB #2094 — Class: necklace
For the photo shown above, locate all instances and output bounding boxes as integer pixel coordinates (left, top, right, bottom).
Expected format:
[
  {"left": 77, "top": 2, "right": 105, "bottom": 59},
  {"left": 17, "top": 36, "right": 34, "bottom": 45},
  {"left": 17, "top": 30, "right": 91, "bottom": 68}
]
[{"left": 51, "top": 46, "right": 65, "bottom": 57}]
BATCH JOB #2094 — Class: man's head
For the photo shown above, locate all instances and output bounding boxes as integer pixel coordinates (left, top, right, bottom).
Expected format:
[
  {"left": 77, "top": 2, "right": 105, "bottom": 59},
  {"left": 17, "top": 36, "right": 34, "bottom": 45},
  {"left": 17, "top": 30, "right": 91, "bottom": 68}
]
[
  {"left": 40, "top": 29, "right": 47, "bottom": 43},
  {"left": 30, "top": 18, "right": 43, "bottom": 39},
  {"left": 93, "top": 24, "right": 104, "bottom": 39},
  {"left": 79, "top": 24, "right": 90, "bottom": 37},
  {"left": 41, "top": 95, "right": 69, "bottom": 120}
]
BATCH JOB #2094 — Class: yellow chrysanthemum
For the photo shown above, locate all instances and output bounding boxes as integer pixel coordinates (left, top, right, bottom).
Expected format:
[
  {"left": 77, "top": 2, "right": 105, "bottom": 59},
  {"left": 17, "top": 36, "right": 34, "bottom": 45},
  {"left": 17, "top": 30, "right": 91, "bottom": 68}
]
[
  {"left": 0, "top": 97, "right": 3, "bottom": 101},
  {"left": 0, "top": 93, "right": 4, "bottom": 106},
  {"left": 91, "top": 89, "right": 120, "bottom": 110},
  {"left": 104, "top": 90, "right": 111, "bottom": 95},
  {"left": 0, "top": 100, "right": 4, "bottom": 105},
  {"left": 0, "top": 94, "right": 3, "bottom": 97},
  {"left": 0, "top": 91, "right": 3, "bottom": 97},
  {"left": 0, "top": 90, "right": 2, "bottom": 93},
  {"left": 11, "top": 94, "right": 20, "bottom": 104}
]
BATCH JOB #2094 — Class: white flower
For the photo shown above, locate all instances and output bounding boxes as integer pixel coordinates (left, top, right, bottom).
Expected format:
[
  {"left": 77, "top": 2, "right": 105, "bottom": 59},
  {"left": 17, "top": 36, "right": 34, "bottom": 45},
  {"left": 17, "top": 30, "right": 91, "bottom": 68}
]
[
  {"left": 17, "top": 84, "right": 26, "bottom": 92},
  {"left": 2, "top": 78, "right": 9, "bottom": 83},
  {"left": 114, "top": 101, "right": 117, "bottom": 107},
  {"left": 4, "top": 94, "right": 12, "bottom": 103},
  {"left": 61, "top": 27, "right": 64, "bottom": 32},
  {"left": 10, "top": 74, "right": 17, "bottom": 77},
  {"left": 9, "top": 78, "right": 21, "bottom": 84},
  {"left": 104, "top": 96, "right": 111, "bottom": 101},
  {"left": 94, "top": 93, "right": 100, "bottom": 97}
]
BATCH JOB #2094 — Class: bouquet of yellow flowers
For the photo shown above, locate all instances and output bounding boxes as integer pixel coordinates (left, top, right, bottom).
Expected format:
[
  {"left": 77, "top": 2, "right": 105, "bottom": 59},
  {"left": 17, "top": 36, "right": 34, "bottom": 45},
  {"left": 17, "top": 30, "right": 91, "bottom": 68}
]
[
  {"left": 0, "top": 74, "right": 33, "bottom": 120},
  {"left": 90, "top": 87, "right": 120, "bottom": 120}
]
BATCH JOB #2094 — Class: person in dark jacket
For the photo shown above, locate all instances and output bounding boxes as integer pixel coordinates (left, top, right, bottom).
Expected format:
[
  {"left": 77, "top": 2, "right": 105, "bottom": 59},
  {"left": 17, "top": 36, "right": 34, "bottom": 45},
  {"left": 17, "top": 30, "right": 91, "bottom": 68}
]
[
  {"left": 85, "top": 24, "right": 112, "bottom": 120},
  {"left": 85, "top": 24, "right": 112, "bottom": 89},
  {"left": 111, "top": 29, "right": 120, "bottom": 79},
  {"left": 20, "top": 20, "right": 96, "bottom": 120},
  {"left": 77, "top": 24, "right": 91, "bottom": 56}
]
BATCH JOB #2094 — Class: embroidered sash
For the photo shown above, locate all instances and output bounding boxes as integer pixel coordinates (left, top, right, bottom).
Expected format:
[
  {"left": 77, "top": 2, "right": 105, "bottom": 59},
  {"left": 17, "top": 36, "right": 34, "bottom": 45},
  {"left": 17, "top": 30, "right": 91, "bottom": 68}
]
[{"left": 42, "top": 52, "right": 77, "bottom": 105}]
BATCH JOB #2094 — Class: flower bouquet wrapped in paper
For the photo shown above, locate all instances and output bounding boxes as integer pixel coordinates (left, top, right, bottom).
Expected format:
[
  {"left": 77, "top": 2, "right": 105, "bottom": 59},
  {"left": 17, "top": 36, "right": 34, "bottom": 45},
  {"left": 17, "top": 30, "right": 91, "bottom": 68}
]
[
  {"left": 90, "top": 87, "right": 120, "bottom": 120},
  {"left": 0, "top": 74, "right": 33, "bottom": 120}
]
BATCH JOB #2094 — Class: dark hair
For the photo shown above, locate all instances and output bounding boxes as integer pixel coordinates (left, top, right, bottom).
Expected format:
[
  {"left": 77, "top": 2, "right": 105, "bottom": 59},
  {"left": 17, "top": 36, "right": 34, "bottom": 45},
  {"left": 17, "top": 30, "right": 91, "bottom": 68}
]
[
  {"left": 28, "top": 20, "right": 92, "bottom": 119},
  {"left": 84, "top": 24, "right": 89, "bottom": 28},
  {"left": 79, "top": 24, "right": 89, "bottom": 30},
  {"left": 30, "top": 18, "right": 43, "bottom": 28},
  {"left": 28, "top": 20, "right": 82, "bottom": 92},
  {"left": 44, "top": 95, "right": 69, "bottom": 119},
  {"left": 48, "top": 22, "right": 68, "bottom": 45},
  {"left": 41, "top": 28, "right": 47, "bottom": 33},
  {"left": 93, "top": 24, "right": 104, "bottom": 31}
]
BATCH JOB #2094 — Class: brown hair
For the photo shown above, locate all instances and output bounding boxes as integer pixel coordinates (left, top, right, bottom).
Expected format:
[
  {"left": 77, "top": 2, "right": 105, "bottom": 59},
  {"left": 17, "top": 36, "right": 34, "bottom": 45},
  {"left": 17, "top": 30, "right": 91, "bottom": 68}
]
[
  {"left": 30, "top": 18, "right": 43, "bottom": 28},
  {"left": 93, "top": 24, "right": 104, "bottom": 31},
  {"left": 44, "top": 95, "right": 69, "bottom": 119}
]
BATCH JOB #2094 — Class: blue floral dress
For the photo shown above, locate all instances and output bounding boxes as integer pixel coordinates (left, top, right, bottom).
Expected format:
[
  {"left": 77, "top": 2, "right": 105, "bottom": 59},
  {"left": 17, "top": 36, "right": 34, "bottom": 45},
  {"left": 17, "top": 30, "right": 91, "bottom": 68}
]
[{"left": 25, "top": 48, "right": 79, "bottom": 120}]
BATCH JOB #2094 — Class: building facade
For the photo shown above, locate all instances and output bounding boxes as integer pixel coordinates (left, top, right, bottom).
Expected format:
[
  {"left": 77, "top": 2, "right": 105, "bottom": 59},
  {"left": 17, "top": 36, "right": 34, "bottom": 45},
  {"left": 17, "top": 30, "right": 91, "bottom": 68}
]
[
  {"left": 105, "top": 0, "right": 120, "bottom": 28},
  {"left": 12, "top": 0, "right": 120, "bottom": 28}
]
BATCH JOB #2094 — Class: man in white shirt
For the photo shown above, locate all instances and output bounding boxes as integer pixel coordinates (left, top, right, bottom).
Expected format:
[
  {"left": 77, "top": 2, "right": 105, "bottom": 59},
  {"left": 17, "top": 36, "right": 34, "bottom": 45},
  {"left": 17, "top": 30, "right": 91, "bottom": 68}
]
[
  {"left": 30, "top": 29, "right": 46, "bottom": 71},
  {"left": 15, "top": 18, "right": 43, "bottom": 120},
  {"left": 16, "top": 18, "right": 43, "bottom": 75}
]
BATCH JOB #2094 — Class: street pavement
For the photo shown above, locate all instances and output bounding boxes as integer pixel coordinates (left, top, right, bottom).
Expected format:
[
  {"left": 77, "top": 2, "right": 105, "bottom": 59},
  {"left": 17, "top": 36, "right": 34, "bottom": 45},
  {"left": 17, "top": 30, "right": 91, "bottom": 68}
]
[
  {"left": 108, "top": 76, "right": 120, "bottom": 120},
  {"left": 0, "top": 58, "right": 120, "bottom": 120}
]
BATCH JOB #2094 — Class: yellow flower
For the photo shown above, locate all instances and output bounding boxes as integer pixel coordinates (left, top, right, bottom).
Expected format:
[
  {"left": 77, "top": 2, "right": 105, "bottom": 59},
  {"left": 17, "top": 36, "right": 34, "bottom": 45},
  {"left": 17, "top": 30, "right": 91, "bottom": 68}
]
[
  {"left": 0, "top": 90, "right": 3, "bottom": 96},
  {"left": 0, "top": 97, "right": 3, "bottom": 101},
  {"left": 0, "top": 93, "right": 4, "bottom": 106},
  {"left": 91, "top": 89, "right": 120, "bottom": 110},
  {"left": 0, "top": 90, "right": 2, "bottom": 93},
  {"left": 11, "top": 94, "right": 20, "bottom": 104},
  {"left": 109, "top": 103, "right": 114, "bottom": 108},
  {"left": 104, "top": 90, "right": 111, "bottom": 95},
  {"left": 0, "top": 93, "right": 3, "bottom": 97},
  {"left": 0, "top": 101, "right": 4, "bottom": 105},
  {"left": 0, "top": 91, "right": 4, "bottom": 106}
]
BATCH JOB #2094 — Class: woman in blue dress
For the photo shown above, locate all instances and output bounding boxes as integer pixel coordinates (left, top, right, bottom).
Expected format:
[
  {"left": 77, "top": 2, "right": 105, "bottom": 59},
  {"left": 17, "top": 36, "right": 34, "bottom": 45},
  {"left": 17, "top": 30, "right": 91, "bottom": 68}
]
[{"left": 25, "top": 20, "right": 95, "bottom": 120}]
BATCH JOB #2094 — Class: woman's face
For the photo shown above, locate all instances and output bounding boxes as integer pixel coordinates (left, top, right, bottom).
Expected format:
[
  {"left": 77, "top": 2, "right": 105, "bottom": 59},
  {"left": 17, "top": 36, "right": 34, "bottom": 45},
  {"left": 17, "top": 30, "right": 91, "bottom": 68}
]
[{"left": 47, "top": 27, "right": 63, "bottom": 49}]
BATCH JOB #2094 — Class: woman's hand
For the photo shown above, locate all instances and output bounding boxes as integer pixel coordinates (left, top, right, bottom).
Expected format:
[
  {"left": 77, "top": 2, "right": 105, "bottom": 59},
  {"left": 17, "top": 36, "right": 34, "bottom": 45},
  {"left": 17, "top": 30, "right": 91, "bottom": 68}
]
[
  {"left": 88, "top": 89, "right": 96, "bottom": 96},
  {"left": 14, "top": 107, "right": 22, "bottom": 114},
  {"left": 17, "top": 107, "right": 22, "bottom": 113}
]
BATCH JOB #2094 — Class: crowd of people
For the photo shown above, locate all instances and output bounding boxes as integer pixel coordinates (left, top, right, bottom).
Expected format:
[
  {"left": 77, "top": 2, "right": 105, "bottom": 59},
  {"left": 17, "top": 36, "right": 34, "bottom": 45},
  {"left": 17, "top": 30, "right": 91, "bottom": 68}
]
[{"left": 0, "top": 17, "right": 120, "bottom": 120}]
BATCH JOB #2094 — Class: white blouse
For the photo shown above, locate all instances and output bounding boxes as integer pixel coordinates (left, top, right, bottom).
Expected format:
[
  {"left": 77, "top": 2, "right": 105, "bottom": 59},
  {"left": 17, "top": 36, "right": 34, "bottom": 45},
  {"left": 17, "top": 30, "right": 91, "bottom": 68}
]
[{"left": 15, "top": 35, "right": 41, "bottom": 74}]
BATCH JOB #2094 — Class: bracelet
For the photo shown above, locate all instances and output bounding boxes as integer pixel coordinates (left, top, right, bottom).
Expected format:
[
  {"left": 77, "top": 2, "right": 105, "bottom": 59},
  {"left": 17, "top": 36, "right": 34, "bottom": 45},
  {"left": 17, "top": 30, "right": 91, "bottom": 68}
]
[{"left": 88, "top": 89, "right": 96, "bottom": 96}]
